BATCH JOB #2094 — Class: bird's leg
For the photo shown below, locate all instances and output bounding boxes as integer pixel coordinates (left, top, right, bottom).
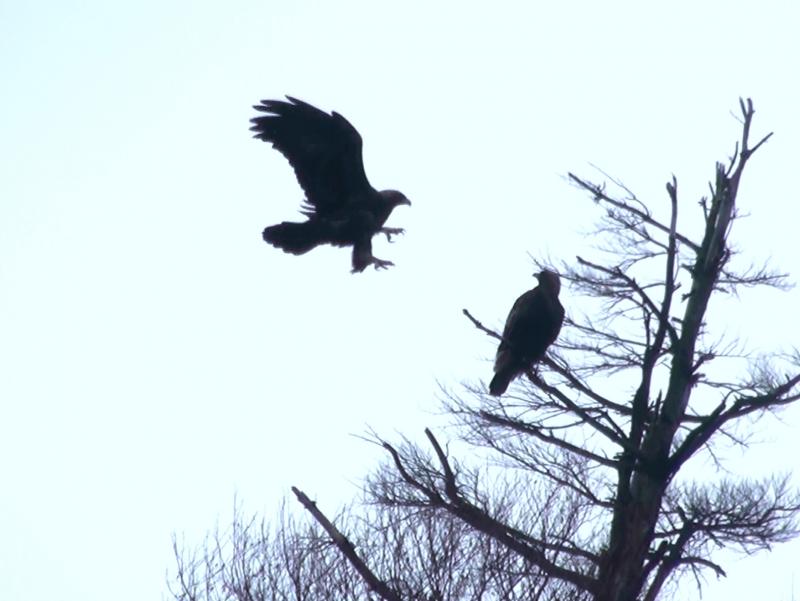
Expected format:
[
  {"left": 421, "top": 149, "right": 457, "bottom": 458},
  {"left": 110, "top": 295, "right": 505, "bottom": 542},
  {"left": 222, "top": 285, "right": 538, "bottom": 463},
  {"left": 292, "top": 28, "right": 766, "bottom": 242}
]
[
  {"left": 380, "top": 227, "right": 405, "bottom": 243},
  {"left": 525, "top": 365, "right": 545, "bottom": 387},
  {"left": 351, "top": 236, "right": 395, "bottom": 273},
  {"left": 350, "top": 254, "right": 395, "bottom": 273}
]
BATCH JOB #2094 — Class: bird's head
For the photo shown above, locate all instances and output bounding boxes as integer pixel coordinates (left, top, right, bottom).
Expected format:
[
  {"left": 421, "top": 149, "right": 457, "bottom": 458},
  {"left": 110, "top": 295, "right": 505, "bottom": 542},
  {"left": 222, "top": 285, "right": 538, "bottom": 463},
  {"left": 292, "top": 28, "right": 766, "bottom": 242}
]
[
  {"left": 380, "top": 189, "right": 412, "bottom": 208},
  {"left": 535, "top": 270, "right": 561, "bottom": 295}
]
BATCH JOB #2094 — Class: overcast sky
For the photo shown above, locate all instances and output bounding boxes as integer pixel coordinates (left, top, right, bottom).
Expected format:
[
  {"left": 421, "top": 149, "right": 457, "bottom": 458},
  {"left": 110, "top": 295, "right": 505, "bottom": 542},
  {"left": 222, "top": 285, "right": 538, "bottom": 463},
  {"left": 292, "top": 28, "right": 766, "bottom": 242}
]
[{"left": 2, "top": 1, "right": 800, "bottom": 600}]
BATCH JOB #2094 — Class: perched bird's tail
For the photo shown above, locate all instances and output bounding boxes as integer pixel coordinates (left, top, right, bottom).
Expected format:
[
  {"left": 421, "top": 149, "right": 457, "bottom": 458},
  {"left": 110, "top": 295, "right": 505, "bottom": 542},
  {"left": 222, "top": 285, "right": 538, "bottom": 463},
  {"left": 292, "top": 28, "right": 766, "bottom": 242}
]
[
  {"left": 489, "top": 367, "right": 516, "bottom": 396},
  {"left": 263, "top": 221, "right": 327, "bottom": 255},
  {"left": 489, "top": 350, "right": 519, "bottom": 396}
]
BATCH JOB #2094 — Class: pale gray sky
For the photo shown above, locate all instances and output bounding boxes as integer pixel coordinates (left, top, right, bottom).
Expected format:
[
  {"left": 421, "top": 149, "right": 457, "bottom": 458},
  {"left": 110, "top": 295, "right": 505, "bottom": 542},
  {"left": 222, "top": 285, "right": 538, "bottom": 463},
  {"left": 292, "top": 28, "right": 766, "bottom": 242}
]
[{"left": 2, "top": 1, "right": 799, "bottom": 600}]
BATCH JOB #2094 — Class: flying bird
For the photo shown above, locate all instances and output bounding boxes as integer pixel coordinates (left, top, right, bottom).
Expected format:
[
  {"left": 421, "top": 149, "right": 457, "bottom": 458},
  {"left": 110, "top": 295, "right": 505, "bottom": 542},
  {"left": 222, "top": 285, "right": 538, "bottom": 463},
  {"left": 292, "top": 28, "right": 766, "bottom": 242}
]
[
  {"left": 250, "top": 97, "right": 411, "bottom": 273},
  {"left": 489, "top": 270, "right": 565, "bottom": 396}
]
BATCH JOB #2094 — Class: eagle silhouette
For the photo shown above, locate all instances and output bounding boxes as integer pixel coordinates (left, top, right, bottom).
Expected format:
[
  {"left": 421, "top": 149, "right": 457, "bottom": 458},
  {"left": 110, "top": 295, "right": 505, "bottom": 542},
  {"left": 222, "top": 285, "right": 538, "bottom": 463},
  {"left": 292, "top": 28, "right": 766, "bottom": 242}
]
[
  {"left": 250, "top": 97, "right": 410, "bottom": 273},
  {"left": 490, "top": 270, "right": 565, "bottom": 396}
]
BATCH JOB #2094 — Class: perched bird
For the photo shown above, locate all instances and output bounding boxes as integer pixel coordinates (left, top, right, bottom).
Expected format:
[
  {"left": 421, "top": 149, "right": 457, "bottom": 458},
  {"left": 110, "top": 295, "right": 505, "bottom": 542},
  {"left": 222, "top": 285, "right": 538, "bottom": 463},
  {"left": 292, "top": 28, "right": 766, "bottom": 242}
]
[
  {"left": 250, "top": 97, "right": 411, "bottom": 273},
  {"left": 490, "top": 270, "right": 565, "bottom": 396}
]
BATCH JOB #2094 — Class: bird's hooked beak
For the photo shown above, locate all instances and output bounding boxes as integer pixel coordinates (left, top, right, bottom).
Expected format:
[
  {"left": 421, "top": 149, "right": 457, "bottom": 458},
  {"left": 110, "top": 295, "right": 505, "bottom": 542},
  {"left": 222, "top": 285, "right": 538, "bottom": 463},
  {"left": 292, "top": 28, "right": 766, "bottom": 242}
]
[{"left": 399, "top": 197, "right": 411, "bottom": 206}]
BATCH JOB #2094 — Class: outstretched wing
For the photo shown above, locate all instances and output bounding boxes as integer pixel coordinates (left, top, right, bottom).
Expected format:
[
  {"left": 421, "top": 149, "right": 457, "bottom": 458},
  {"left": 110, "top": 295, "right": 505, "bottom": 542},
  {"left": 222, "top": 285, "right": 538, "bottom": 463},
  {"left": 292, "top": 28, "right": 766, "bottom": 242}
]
[{"left": 250, "top": 97, "right": 371, "bottom": 215}]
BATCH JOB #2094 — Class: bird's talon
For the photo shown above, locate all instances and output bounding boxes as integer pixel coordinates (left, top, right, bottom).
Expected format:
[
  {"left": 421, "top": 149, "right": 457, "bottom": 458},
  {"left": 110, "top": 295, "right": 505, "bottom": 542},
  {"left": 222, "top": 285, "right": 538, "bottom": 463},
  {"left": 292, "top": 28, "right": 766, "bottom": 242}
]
[
  {"left": 382, "top": 227, "right": 406, "bottom": 243},
  {"left": 372, "top": 258, "right": 395, "bottom": 271}
]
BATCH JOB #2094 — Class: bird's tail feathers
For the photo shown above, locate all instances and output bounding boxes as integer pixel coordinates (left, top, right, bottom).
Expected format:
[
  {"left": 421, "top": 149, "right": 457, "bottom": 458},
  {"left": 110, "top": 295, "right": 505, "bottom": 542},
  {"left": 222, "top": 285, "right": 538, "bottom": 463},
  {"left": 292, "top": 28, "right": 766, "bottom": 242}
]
[
  {"left": 262, "top": 221, "right": 328, "bottom": 255},
  {"left": 490, "top": 350, "right": 518, "bottom": 396},
  {"left": 489, "top": 368, "right": 516, "bottom": 396}
]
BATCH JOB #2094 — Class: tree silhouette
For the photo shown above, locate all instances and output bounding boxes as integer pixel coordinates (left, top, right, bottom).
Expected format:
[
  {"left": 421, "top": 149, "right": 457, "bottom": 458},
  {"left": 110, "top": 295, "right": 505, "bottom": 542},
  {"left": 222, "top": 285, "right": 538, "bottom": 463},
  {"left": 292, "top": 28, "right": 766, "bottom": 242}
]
[{"left": 171, "top": 99, "right": 800, "bottom": 601}]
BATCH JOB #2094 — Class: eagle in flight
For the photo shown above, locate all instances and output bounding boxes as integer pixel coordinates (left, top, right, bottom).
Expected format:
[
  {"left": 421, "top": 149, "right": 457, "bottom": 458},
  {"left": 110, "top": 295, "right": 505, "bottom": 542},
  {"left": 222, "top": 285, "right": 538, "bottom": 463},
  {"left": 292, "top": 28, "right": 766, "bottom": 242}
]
[
  {"left": 490, "top": 270, "right": 565, "bottom": 396},
  {"left": 250, "top": 97, "right": 411, "bottom": 273}
]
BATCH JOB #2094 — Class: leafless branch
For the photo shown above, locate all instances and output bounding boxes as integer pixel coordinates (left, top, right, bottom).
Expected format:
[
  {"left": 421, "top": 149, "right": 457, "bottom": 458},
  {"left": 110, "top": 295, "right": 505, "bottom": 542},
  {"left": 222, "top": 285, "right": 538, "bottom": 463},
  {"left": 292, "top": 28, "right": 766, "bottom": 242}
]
[
  {"left": 568, "top": 172, "right": 701, "bottom": 254},
  {"left": 291, "top": 487, "right": 402, "bottom": 601}
]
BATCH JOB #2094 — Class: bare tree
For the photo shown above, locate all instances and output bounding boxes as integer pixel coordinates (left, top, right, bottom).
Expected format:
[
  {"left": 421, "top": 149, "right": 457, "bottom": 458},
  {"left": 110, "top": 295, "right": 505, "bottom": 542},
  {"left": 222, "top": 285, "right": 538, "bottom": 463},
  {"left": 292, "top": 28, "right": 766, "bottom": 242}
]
[
  {"left": 170, "top": 99, "right": 800, "bottom": 601},
  {"left": 170, "top": 497, "right": 581, "bottom": 601}
]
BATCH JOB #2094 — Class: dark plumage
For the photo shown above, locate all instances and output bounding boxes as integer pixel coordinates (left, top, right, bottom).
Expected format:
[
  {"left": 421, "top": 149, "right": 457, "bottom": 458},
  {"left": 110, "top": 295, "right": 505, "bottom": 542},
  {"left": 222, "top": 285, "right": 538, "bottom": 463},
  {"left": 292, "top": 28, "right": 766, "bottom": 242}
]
[
  {"left": 489, "top": 270, "right": 565, "bottom": 396},
  {"left": 250, "top": 97, "right": 411, "bottom": 273}
]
